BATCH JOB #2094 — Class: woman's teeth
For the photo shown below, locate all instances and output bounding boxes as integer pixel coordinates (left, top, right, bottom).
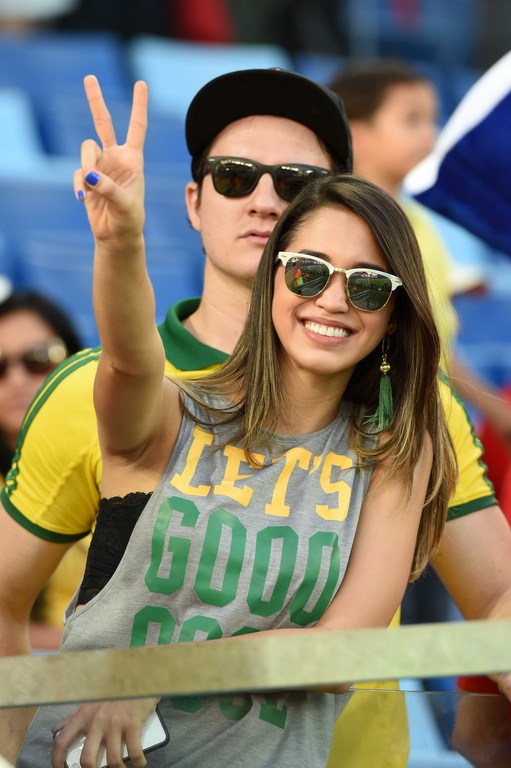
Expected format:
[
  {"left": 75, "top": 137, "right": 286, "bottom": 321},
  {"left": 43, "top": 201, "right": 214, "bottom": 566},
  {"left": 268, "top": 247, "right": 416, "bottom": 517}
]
[{"left": 304, "top": 322, "right": 349, "bottom": 338}]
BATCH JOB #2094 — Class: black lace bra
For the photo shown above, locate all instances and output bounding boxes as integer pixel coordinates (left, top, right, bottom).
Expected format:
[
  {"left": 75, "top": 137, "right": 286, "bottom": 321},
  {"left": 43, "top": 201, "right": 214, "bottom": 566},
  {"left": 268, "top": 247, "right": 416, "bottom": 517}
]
[{"left": 76, "top": 492, "right": 152, "bottom": 606}]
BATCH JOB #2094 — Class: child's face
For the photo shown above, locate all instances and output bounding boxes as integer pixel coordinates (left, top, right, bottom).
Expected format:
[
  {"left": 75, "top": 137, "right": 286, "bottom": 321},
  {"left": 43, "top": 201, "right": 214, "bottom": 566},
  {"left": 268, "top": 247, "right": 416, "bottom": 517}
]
[{"left": 353, "top": 82, "right": 438, "bottom": 188}]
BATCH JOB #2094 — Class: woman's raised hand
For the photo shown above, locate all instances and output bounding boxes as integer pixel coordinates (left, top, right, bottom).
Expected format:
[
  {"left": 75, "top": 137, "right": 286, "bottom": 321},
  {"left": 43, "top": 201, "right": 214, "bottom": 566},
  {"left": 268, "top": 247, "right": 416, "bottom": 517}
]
[{"left": 74, "top": 75, "right": 148, "bottom": 245}]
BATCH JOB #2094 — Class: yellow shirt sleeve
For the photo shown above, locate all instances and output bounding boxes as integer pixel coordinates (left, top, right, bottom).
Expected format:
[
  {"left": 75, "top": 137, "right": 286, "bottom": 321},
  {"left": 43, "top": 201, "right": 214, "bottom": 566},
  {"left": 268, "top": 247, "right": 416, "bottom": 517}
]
[
  {"left": 402, "top": 197, "right": 459, "bottom": 367},
  {"left": 0, "top": 348, "right": 223, "bottom": 542},
  {"left": 1, "top": 349, "right": 102, "bottom": 541}
]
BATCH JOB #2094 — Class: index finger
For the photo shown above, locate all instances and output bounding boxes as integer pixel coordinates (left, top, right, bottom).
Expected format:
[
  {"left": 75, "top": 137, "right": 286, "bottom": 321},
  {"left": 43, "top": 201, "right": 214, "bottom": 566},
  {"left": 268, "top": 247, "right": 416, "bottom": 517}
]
[
  {"left": 126, "top": 80, "right": 148, "bottom": 151},
  {"left": 84, "top": 74, "right": 117, "bottom": 149}
]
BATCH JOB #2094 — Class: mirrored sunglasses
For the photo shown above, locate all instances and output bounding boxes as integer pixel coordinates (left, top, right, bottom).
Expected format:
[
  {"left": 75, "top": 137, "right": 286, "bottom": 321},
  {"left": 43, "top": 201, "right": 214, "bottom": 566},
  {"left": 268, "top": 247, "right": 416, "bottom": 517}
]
[
  {"left": 0, "top": 339, "right": 68, "bottom": 379},
  {"left": 277, "top": 252, "right": 403, "bottom": 312},
  {"left": 202, "top": 157, "right": 331, "bottom": 202}
]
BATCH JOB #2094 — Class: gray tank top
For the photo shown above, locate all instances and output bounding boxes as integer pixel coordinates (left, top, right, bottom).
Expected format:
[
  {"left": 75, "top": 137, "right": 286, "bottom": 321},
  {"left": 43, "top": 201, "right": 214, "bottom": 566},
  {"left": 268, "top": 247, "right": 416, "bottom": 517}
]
[{"left": 18, "top": 394, "right": 374, "bottom": 768}]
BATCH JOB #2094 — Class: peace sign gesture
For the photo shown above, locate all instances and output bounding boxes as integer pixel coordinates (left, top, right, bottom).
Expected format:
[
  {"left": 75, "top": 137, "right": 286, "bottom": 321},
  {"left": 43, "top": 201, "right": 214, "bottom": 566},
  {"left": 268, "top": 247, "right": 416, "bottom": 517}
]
[{"left": 74, "top": 75, "right": 148, "bottom": 245}]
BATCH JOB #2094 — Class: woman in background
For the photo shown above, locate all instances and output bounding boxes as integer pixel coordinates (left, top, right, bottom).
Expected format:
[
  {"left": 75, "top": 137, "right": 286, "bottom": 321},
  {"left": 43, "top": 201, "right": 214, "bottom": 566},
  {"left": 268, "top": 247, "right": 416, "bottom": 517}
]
[{"left": 0, "top": 290, "right": 82, "bottom": 650}]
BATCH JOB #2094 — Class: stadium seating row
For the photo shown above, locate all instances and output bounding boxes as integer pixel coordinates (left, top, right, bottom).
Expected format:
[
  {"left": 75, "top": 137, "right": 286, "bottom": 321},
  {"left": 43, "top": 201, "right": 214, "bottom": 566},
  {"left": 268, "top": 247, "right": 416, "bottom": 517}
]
[{"left": 0, "top": 29, "right": 481, "bottom": 162}]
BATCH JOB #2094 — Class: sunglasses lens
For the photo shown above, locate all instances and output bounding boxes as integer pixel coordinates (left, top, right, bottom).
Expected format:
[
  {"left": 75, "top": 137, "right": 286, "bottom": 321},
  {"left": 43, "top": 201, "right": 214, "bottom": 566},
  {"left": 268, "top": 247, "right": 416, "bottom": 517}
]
[
  {"left": 284, "top": 257, "right": 330, "bottom": 297},
  {"left": 274, "top": 171, "right": 308, "bottom": 203},
  {"left": 276, "top": 167, "right": 329, "bottom": 202},
  {"left": 0, "top": 341, "right": 68, "bottom": 379},
  {"left": 25, "top": 341, "right": 67, "bottom": 373},
  {"left": 212, "top": 161, "right": 257, "bottom": 197},
  {"left": 23, "top": 358, "right": 56, "bottom": 375},
  {"left": 347, "top": 272, "right": 393, "bottom": 311}
]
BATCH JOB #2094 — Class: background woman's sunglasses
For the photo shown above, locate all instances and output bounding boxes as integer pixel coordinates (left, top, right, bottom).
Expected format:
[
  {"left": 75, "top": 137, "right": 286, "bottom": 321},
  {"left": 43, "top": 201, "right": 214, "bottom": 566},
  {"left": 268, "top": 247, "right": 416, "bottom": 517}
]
[
  {"left": 0, "top": 339, "right": 68, "bottom": 379},
  {"left": 277, "top": 252, "right": 403, "bottom": 312},
  {"left": 202, "top": 157, "right": 330, "bottom": 202}
]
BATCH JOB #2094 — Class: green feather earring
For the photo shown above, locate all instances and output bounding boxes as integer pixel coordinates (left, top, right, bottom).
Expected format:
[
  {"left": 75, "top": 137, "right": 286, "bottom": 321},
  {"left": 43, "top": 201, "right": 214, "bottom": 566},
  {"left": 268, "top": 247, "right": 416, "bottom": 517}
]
[{"left": 365, "top": 337, "right": 393, "bottom": 431}]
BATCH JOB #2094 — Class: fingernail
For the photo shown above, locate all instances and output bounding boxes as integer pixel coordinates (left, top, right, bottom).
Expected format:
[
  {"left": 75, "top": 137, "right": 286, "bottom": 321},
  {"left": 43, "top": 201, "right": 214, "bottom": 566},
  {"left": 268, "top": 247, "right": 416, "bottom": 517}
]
[
  {"left": 76, "top": 189, "right": 85, "bottom": 201},
  {"left": 85, "top": 171, "right": 100, "bottom": 186}
]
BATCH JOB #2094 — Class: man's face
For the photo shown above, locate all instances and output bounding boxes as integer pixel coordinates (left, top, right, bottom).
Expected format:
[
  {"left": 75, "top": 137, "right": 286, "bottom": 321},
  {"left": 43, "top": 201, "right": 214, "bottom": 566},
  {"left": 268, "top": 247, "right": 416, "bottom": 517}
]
[{"left": 185, "top": 115, "right": 333, "bottom": 289}]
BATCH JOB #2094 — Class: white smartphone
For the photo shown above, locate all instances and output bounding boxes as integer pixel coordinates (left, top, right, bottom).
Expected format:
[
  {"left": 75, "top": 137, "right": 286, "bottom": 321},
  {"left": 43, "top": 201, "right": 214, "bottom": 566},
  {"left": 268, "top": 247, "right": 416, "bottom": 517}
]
[{"left": 64, "top": 707, "right": 169, "bottom": 768}]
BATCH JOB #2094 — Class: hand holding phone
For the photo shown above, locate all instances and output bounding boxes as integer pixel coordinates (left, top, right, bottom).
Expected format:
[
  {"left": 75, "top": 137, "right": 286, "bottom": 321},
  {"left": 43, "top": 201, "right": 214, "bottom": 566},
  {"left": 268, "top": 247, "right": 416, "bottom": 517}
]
[{"left": 64, "top": 707, "right": 169, "bottom": 768}]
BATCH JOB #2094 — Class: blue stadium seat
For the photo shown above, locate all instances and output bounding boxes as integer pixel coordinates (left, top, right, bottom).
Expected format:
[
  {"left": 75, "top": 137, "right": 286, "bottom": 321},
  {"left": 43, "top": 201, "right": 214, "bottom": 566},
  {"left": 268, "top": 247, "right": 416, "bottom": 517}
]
[
  {"left": 0, "top": 173, "right": 89, "bottom": 250},
  {"left": 292, "top": 51, "right": 345, "bottom": 86},
  {"left": 16, "top": 231, "right": 96, "bottom": 346},
  {"left": 144, "top": 173, "right": 202, "bottom": 262},
  {"left": 0, "top": 87, "right": 48, "bottom": 173},
  {"left": 128, "top": 36, "right": 293, "bottom": 117},
  {"left": 17, "top": 232, "right": 204, "bottom": 348},
  {"left": 453, "top": 294, "right": 511, "bottom": 388},
  {"left": 0, "top": 172, "right": 89, "bottom": 293},
  {"left": 0, "top": 170, "right": 202, "bottom": 342},
  {"left": 145, "top": 237, "right": 204, "bottom": 320},
  {"left": 0, "top": 31, "right": 131, "bottom": 152}
]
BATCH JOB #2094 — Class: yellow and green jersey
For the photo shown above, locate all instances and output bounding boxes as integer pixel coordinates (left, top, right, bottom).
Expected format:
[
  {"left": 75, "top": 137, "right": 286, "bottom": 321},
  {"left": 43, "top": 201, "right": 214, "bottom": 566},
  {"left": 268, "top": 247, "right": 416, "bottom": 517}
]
[{"left": 2, "top": 298, "right": 228, "bottom": 542}]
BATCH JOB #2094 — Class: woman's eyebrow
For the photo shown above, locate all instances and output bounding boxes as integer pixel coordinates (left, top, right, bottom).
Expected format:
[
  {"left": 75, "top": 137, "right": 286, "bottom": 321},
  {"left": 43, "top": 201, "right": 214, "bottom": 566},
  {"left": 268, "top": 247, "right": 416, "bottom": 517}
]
[{"left": 300, "top": 249, "right": 387, "bottom": 272}]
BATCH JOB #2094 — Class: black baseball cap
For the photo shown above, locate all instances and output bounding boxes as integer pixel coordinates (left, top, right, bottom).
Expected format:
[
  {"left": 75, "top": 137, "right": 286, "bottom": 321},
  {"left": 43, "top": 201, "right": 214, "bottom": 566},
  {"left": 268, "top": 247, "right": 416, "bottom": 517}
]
[{"left": 186, "top": 68, "right": 353, "bottom": 180}]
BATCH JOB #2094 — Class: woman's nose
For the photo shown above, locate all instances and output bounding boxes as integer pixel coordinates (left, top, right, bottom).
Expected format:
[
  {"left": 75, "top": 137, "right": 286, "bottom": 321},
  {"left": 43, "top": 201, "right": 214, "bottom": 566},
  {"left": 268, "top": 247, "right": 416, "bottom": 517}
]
[{"left": 315, "top": 272, "right": 351, "bottom": 312}]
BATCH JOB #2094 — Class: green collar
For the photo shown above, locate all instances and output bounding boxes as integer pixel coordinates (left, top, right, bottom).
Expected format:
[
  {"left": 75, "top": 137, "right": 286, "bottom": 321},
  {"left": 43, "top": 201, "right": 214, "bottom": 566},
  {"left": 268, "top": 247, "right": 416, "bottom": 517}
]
[{"left": 157, "top": 298, "right": 229, "bottom": 371}]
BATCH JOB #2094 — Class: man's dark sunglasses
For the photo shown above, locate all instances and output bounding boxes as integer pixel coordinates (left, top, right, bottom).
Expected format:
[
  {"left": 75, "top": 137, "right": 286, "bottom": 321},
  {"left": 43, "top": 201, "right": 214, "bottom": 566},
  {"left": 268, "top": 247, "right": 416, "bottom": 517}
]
[{"left": 202, "top": 157, "right": 330, "bottom": 202}]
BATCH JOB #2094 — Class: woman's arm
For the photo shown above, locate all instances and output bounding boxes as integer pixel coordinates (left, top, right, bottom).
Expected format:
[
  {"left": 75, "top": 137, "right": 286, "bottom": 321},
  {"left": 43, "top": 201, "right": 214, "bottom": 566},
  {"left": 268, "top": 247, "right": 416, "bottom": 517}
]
[
  {"left": 77, "top": 76, "right": 181, "bottom": 492},
  {"left": 244, "top": 434, "right": 433, "bottom": 645}
]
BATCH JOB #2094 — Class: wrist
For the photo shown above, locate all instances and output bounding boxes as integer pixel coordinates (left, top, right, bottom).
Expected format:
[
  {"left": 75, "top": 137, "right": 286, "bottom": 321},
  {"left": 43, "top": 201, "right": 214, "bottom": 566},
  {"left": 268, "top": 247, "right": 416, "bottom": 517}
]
[{"left": 95, "top": 232, "right": 145, "bottom": 259}]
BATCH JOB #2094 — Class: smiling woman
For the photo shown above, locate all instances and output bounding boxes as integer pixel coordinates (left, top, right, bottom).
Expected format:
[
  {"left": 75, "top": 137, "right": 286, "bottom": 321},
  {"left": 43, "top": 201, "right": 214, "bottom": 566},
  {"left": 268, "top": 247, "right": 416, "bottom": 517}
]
[{"left": 17, "top": 81, "right": 456, "bottom": 767}]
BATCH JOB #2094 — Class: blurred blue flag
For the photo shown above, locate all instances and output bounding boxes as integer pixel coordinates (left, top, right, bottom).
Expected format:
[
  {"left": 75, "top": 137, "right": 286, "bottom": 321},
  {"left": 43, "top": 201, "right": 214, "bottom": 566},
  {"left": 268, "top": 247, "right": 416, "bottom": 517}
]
[{"left": 404, "top": 52, "right": 511, "bottom": 257}]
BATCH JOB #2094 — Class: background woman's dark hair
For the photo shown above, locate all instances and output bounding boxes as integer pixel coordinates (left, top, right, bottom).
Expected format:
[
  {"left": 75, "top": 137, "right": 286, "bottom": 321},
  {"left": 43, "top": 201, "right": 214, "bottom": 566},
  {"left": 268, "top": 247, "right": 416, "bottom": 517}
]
[
  {"left": 0, "top": 290, "right": 82, "bottom": 355},
  {"left": 0, "top": 290, "right": 82, "bottom": 475}
]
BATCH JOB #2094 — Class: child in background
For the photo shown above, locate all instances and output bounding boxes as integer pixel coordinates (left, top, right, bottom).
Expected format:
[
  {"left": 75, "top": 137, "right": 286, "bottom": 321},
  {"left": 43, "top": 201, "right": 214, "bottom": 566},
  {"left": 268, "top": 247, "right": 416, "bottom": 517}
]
[{"left": 329, "top": 58, "right": 511, "bottom": 446}]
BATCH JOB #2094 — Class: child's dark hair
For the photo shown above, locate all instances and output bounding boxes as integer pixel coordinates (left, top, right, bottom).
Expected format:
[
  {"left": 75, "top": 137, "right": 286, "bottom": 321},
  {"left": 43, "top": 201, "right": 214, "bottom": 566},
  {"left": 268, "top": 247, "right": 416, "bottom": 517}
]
[{"left": 328, "top": 59, "right": 431, "bottom": 121}]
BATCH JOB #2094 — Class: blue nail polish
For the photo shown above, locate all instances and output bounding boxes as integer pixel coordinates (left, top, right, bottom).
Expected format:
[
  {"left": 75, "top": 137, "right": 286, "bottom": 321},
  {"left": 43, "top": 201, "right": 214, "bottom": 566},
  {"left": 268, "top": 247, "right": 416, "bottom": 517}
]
[
  {"left": 85, "top": 171, "right": 100, "bottom": 186},
  {"left": 77, "top": 189, "right": 85, "bottom": 201}
]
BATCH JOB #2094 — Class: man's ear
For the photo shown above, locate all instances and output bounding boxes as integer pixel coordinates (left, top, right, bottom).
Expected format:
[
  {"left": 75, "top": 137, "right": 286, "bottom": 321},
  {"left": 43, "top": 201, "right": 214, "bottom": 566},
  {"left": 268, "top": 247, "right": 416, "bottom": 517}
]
[{"left": 185, "top": 181, "right": 201, "bottom": 233}]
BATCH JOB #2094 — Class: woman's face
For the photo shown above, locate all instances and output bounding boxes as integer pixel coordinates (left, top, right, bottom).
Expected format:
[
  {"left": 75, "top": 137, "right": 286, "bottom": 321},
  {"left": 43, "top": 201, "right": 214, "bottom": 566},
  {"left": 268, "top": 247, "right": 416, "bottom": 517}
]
[
  {"left": 272, "top": 206, "right": 397, "bottom": 390},
  {"left": 0, "top": 309, "right": 61, "bottom": 449}
]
